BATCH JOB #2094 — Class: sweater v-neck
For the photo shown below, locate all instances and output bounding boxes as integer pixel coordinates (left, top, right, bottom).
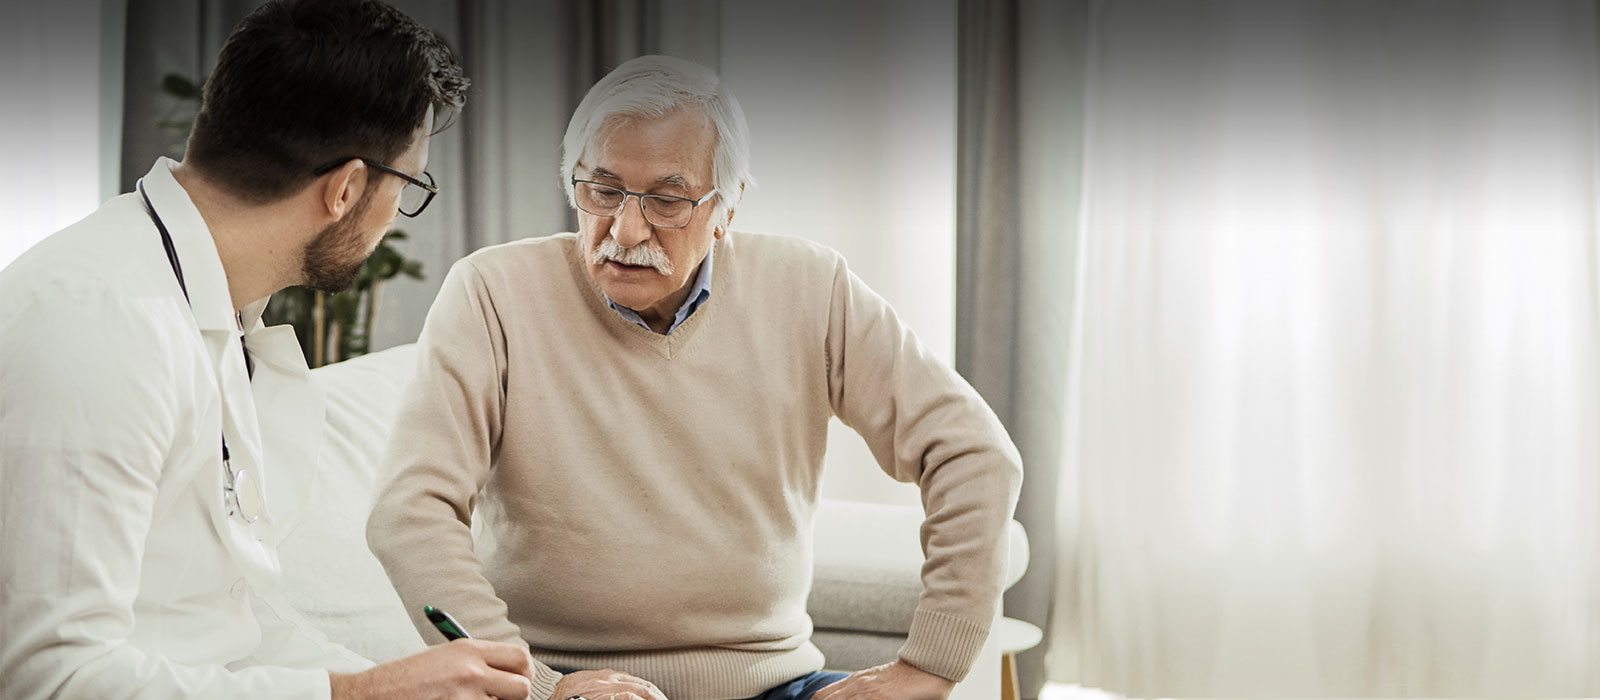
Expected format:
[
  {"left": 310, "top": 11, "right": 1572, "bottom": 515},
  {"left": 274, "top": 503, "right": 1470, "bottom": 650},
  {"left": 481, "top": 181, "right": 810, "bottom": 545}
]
[{"left": 565, "top": 234, "right": 726, "bottom": 360}]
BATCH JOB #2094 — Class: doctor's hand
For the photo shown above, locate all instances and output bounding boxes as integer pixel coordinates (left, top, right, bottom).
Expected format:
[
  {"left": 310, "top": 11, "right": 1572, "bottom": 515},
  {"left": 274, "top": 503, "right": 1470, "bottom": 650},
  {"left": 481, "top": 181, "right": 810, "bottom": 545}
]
[
  {"left": 812, "top": 660, "right": 956, "bottom": 700},
  {"left": 552, "top": 668, "right": 670, "bottom": 700},
  {"left": 329, "top": 638, "right": 535, "bottom": 700}
]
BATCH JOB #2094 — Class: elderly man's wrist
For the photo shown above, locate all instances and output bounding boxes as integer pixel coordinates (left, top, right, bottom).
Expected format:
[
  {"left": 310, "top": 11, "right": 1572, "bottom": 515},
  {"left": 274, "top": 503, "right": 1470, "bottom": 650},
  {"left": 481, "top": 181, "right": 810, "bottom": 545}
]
[
  {"left": 897, "top": 608, "right": 991, "bottom": 681},
  {"left": 526, "top": 663, "right": 563, "bottom": 700}
]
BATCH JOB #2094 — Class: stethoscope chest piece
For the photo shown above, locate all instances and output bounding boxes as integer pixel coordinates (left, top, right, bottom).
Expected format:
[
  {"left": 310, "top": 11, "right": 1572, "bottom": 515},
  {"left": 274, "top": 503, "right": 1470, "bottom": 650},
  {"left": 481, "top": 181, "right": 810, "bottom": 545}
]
[{"left": 224, "top": 459, "right": 262, "bottom": 524}]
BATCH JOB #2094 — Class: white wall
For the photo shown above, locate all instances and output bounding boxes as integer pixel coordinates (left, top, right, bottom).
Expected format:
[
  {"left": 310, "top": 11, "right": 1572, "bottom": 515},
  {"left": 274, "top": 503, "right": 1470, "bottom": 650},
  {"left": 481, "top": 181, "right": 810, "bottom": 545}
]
[
  {"left": 720, "top": 0, "right": 957, "bottom": 507},
  {"left": 0, "top": 0, "right": 123, "bottom": 270}
]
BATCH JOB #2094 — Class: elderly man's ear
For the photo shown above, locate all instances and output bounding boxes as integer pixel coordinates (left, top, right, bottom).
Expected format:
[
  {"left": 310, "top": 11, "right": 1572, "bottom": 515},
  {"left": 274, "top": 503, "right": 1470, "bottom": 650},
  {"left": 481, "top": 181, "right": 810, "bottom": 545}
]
[{"left": 716, "top": 183, "right": 745, "bottom": 239}]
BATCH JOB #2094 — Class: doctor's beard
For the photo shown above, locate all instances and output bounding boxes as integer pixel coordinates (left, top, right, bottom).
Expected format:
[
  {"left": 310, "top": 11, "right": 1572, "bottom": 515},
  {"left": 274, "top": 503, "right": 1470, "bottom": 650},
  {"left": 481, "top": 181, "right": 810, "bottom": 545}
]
[{"left": 301, "top": 191, "right": 378, "bottom": 293}]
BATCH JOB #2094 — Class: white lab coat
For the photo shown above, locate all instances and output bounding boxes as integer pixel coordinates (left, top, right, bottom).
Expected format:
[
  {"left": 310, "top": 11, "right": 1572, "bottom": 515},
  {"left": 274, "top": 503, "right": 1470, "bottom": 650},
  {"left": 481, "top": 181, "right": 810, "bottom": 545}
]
[{"left": 0, "top": 159, "right": 372, "bottom": 699}]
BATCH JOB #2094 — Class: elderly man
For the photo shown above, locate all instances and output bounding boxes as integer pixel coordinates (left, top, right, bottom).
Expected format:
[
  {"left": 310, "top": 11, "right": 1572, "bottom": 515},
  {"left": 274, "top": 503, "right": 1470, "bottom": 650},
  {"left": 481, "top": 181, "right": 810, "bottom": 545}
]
[{"left": 367, "top": 55, "right": 1022, "bottom": 700}]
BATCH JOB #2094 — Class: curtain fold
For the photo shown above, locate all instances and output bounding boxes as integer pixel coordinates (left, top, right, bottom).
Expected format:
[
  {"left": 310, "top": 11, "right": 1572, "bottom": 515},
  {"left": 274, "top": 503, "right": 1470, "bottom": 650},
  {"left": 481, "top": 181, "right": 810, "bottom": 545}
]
[
  {"left": 957, "top": 1, "right": 1089, "bottom": 697},
  {"left": 457, "top": 0, "right": 571, "bottom": 254},
  {"left": 1049, "top": 1, "right": 1600, "bottom": 695},
  {"left": 956, "top": 0, "right": 1021, "bottom": 403}
]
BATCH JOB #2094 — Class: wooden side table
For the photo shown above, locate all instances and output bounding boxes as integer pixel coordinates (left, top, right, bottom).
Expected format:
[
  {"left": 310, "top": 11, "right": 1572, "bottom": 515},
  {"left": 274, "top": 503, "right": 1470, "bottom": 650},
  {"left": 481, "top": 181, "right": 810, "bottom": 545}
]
[{"left": 995, "top": 617, "right": 1044, "bottom": 700}]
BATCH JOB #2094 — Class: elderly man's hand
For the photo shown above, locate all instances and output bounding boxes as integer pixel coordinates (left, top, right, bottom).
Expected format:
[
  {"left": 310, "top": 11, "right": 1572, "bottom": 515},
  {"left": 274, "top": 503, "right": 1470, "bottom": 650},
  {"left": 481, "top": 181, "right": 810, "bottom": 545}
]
[
  {"left": 812, "top": 661, "right": 955, "bottom": 700},
  {"left": 552, "top": 669, "right": 668, "bottom": 700}
]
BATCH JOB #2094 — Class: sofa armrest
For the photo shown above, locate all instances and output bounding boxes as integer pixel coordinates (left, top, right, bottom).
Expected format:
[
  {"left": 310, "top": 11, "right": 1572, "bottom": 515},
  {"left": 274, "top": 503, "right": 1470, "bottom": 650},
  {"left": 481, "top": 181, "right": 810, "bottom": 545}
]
[{"left": 809, "top": 497, "right": 1029, "bottom": 653}]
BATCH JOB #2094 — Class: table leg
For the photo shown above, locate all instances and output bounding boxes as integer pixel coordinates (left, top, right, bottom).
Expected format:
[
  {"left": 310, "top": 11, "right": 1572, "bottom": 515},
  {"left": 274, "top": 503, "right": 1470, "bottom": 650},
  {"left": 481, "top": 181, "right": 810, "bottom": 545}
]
[{"left": 1001, "top": 652, "right": 1020, "bottom": 700}]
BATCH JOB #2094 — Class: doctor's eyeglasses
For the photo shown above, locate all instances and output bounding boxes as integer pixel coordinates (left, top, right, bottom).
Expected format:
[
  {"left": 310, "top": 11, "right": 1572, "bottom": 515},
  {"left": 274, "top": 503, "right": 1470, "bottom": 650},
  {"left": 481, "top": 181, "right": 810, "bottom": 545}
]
[{"left": 314, "top": 157, "right": 438, "bottom": 217}]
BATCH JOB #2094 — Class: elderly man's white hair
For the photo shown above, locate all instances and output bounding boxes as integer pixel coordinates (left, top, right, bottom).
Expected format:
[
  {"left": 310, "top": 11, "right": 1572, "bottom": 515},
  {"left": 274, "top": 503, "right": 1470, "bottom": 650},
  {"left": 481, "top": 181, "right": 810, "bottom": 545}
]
[{"left": 561, "top": 55, "right": 753, "bottom": 228}]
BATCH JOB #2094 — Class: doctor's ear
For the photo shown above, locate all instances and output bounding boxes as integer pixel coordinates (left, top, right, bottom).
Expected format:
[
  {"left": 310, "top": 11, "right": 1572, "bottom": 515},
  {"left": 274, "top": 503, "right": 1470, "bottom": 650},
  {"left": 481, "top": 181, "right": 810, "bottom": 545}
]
[{"left": 317, "top": 158, "right": 369, "bottom": 221}]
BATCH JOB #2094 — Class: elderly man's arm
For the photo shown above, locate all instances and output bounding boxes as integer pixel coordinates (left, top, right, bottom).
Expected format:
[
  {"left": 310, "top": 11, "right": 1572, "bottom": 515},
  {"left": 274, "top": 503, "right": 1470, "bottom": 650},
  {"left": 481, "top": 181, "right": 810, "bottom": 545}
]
[
  {"left": 365, "top": 259, "right": 568, "bottom": 699},
  {"left": 822, "top": 257, "right": 1025, "bottom": 689}
]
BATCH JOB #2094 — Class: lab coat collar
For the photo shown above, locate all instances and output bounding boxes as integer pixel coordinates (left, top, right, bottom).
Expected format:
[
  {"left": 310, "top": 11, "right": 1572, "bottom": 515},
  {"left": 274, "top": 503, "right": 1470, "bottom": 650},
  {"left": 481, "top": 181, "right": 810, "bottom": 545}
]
[
  {"left": 247, "top": 319, "right": 326, "bottom": 547},
  {"left": 136, "top": 158, "right": 243, "bottom": 334},
  {"left": 243, "top": 292, "right": 326, "bottom": 544}
]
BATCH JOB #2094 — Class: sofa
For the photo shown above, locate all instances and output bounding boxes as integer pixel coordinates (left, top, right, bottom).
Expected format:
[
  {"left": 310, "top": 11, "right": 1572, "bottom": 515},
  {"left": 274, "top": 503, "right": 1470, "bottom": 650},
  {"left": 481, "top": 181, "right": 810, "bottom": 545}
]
[{"left": 275, "top": 343, "right": 1029, "bottom": 699}]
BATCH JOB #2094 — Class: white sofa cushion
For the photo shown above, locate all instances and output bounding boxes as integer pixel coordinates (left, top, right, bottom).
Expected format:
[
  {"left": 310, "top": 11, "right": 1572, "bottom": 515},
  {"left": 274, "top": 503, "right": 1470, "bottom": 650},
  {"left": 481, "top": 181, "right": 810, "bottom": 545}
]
[{"left": 279, "top": 344, "right": 424, "bottom": 662}]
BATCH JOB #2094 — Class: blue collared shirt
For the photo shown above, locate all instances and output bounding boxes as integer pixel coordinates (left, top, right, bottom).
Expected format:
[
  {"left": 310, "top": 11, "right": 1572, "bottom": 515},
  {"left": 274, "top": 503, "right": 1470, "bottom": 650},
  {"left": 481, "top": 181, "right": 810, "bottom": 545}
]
[{"left": 605, "top": 245, "right": 713, "bottom": 335}]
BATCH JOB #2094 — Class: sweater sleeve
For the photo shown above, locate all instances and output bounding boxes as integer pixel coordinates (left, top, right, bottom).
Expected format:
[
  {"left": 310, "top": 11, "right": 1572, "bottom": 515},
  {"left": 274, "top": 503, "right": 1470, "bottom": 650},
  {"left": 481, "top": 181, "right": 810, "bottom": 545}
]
[
  {"left": 823, "top": 257, "right": 1024, "bottom": 682},
  {"left": 364, "top": 259, "right": 565, "bottom": 697}
]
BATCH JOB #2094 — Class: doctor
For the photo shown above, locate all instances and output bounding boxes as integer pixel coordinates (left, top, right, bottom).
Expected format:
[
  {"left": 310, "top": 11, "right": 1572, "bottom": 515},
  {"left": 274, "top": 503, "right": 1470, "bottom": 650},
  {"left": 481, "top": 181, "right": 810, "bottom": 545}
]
[{"left": 0, "top": 1, "right": 533, "bottom": 698}]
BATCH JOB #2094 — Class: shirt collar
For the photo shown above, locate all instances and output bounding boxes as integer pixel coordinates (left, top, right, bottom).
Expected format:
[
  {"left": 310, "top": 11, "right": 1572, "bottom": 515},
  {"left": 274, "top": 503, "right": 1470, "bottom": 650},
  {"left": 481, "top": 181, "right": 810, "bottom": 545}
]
[{"left": 605, "top": 242, "right": 715, "bottom": 335}]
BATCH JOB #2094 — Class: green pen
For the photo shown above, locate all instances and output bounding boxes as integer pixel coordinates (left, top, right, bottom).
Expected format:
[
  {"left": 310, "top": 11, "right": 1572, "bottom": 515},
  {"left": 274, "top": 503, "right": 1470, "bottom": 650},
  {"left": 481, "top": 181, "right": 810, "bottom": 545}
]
[{"left": 423, "top": 605, "right": 471, "bottom": 641}]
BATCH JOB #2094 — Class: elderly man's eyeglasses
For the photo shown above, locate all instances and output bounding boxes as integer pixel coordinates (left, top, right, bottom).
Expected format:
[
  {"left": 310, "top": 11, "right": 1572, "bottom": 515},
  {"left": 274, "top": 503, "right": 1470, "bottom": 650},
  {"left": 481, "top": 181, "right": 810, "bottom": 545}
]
[
  {"left": 314, "top": 157, "right": 438, "bottom": 217},
  {"left": 570, "top": 178, "right": 716, "bottom": 229}
]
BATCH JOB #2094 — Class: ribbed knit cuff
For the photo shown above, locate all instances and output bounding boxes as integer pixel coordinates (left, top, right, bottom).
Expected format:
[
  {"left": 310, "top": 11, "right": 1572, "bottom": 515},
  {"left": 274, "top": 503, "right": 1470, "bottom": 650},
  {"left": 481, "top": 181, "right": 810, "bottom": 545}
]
[
  {"left": 896, "top": 608, "right": 992, "bottom": 682},
  {"left": 530, "top": 663, "right": 564, "bottom": 700}
]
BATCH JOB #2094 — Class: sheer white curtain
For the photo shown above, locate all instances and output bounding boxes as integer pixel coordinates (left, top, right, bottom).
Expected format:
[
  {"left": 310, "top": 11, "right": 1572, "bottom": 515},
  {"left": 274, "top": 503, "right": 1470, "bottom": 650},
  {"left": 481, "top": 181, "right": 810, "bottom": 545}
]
[
  {"left": 1049, "top": 1, "right": 1600, "bottom": 696},
  {"left": 0, "top": 0, "right": 120, "bottom": 270}
]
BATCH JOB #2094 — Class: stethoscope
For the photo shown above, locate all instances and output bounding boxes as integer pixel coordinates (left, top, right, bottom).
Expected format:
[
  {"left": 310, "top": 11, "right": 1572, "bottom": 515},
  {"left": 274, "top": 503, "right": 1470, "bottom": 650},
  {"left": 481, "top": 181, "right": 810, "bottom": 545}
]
[{"left": 138, "top": 180, "right": 263, "bottom": 524}]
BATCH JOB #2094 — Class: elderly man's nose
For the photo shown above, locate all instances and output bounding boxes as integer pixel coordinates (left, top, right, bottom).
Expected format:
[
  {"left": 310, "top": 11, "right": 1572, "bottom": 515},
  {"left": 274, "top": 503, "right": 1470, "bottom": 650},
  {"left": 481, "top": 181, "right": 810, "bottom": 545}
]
[{"left": 610, "top": 198, "right": 653, "bottom": 247}]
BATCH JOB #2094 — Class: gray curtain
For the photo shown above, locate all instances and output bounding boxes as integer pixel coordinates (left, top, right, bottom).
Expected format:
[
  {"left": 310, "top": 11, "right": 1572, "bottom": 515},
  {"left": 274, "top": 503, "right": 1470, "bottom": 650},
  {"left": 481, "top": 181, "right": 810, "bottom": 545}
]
[
  {"left": 119, "top": 0, "right": 261, "bottom": 192},
  {"left": 956, "top": 1, "right": 1089, "bottom": 697},
  {"left": 120, "top": 0, "right": 718, "bottom": 351},
  {"left": 460, "top": 0, "right": 720, "bottom": 253}
]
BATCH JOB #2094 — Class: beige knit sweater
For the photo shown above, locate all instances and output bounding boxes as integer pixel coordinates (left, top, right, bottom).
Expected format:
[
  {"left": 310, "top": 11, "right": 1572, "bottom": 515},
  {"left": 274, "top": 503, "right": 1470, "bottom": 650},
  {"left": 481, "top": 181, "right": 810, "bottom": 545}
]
[{"left": 367, "top": 232, "right": 1022, "bottom": 700}]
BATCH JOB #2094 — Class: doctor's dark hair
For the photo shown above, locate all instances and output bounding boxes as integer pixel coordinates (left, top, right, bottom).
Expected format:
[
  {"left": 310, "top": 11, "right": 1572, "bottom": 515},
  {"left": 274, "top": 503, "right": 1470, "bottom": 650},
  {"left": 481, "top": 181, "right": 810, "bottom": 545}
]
[{"left": 183, "top": 0, "right": 468, "bottom": 204}]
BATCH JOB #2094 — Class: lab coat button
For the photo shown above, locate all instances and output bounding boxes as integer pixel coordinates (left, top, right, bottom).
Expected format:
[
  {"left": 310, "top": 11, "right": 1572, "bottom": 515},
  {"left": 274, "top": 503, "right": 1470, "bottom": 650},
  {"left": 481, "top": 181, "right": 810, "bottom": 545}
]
[{"left": 229, "top": 578, "right": 249, "bottom": 600}]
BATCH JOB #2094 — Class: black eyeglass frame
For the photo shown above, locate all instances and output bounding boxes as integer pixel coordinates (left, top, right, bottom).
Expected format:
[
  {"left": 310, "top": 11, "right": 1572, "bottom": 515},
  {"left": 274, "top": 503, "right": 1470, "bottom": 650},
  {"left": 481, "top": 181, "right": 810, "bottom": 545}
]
[
  {"left": 569, "top": 177, "right": 717, "bottom": 229},
  {"left": 314, "top": 157, "right": 438, "bottom": 217}
]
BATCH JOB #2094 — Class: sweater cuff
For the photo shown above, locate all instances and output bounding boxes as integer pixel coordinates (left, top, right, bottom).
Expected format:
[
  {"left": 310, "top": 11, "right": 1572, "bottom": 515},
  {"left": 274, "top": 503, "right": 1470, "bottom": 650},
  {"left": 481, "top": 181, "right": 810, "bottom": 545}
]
[
  {"left": 531, "top": 663, "right": 564, "bottom": 700},
  {"left": 895, "top": 607, "right": 992, "bottom": 682}
]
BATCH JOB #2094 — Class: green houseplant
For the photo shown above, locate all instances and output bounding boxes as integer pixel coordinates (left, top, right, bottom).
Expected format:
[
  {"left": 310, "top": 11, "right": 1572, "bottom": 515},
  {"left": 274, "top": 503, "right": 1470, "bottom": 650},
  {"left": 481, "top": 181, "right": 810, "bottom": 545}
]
[{"left": 159, "top": 73, "right": 425, "bottom": 367}]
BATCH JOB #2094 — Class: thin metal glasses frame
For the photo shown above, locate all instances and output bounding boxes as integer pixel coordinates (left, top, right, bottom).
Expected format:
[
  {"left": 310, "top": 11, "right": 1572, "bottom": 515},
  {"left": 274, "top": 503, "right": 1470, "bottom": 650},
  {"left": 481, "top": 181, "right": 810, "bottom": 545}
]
[{"left": 570, "top": 177, "right": 716, "bottom": 229}]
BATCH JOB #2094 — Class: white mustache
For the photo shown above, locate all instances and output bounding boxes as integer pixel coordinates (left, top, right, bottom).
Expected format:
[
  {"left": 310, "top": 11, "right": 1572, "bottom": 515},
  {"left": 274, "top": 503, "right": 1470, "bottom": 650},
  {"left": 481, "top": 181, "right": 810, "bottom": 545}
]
[{"left": 592, "top": 236, "right": 673, "bottom": 276}]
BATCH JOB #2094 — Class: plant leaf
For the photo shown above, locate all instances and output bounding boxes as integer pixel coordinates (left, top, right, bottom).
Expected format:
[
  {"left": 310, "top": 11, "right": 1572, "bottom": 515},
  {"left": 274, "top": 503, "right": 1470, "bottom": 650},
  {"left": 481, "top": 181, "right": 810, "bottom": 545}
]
[
  {"left": 161, "top": 74, "right": 201, "bottom": 100},
  {"left": 328, "top": 292, "right": 360, "bottom": 325}
]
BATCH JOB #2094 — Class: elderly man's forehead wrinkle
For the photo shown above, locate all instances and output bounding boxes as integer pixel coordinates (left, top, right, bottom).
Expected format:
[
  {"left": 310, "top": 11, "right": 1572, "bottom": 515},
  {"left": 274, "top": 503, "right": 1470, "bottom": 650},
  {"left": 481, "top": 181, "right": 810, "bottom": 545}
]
[
  {"left": 580, "top": 165, "right": 694, "bottom": 193},
  {"left": 585, "top": 165, "right": 622, "bottom": 181}
]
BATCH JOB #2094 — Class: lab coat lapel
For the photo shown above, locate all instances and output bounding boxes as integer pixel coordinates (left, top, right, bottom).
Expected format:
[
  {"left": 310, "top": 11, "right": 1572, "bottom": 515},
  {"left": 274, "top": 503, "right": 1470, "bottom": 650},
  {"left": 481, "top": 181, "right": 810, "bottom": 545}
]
[
  {"left": 240, "top": 298, "right": 327, "bottom": 546},
  {"left": 202, "top": 322, "right": 284, "bottom": 584}
]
